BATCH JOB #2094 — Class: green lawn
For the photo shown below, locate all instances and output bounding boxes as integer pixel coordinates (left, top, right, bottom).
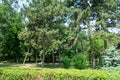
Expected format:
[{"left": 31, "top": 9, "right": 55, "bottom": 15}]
[{"left": 0, "top": 61, "right": 63, "bottom": 69}]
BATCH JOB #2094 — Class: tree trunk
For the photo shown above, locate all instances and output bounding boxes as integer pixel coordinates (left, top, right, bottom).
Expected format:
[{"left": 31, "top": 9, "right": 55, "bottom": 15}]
[
  {"left": 87, "top": 22, "right": 96, "bottom": 69},
  {"left": 89, "top": 35, "right": 96, "bottom": 69},
  {"left": 58, "top": 50, "right": 61, "bottom": 66},
  {"left": 104, "top": 40, "right": 107, "bottom": 55},
  {"left": 35, "top": 52, "right": 38, "bottom": 67},
  {"left": 16, "top": 56, "right": 19, "bottom": 63},
  {"left": 33, "top": 48, "right": 38, "bottom": 67},
  {"left": 28, "top": 57, "right": 31, "bottom": 62},
  {"left": 75, "top": 33, "right": 79, "bottom": 54},
  {"left": 92, "top": 54, "right": 96, "bottom": 69},
  {"left": 104, "top": 40, "right": 107, "bottom": 49},
  {"left": 52, "top": 51, "right": 55, "bottom": 65},
  {"left": 42, "top": 53, "right": 45, "bottom": 68},
  {"left": 23, "top": 47, "right": 30, "bottom": 65},
  {"left": 80, "top": 39, "right": 84, "bottom": 54}
]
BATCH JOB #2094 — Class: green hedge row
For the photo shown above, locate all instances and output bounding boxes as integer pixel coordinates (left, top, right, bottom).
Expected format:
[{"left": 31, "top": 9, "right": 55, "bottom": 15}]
[{"left": 0, "top": 68, "right": 120, "bottom": 80}]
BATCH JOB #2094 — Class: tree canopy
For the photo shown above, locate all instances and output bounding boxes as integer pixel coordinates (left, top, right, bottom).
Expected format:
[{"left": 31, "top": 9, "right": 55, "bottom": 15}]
[{"left": 0, "top": 0, "right": 120, "bottom": 69}]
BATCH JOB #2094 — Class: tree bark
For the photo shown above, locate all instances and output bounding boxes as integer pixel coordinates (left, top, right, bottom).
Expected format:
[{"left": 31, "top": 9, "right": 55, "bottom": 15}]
[
  {"left": 15, "top": 56, "right": 19, "bottom": 63},
  {"left": 75, "top": 33, "right": 79, "bottom": 54},
  {"left": 33, "top": 48, "right": 38, "bottom": 66},
  {"left": 52, "top": 51, "right": 55, "bottom": 65},
  {"left": 23, "top": 47, "right": 30, "bottom": 65},
  {"left": 28, "top": 57, "right": 31, "bottom": 62},
  {"left": 41, "top": 53, "right": 45, "bottom": 68},
  {"left": 87, "top": 22, "right": 96, "bottom": 69},
  {"left": 92, "top": 51, "right": 96, "bottom": 69},
  {"left": 58, "top": 49, "right": 61, "bottom": 66},
  {"left": 104, "top": 40, "right": 107, "bottom": 55},
  {"left": 35, "top": 51, "right": 38, "bottom": 67},
  {"left": 89, "top": 35, "right": 95, "bottom": 69},
  {"left": 80, "top": 39, "right": 84, "bottom": 54},
  {"left": 104, "top": 40, "right": 107, "bottom": 49}
]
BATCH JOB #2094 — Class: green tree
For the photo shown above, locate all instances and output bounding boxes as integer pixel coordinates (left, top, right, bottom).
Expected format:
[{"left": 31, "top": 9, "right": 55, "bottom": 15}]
[
  {"left": 102, "top": 46, "right": 120, "bottom": 70},
  {"left": 0, "top": 2, "right": 23, "bottom": 62},
  {"left": 20, "top": 0, "right": 70, "bottom": 67}
]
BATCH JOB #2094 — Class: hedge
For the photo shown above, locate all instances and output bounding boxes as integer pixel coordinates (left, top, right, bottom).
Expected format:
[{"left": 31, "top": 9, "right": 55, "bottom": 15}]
[{"left": 0, "top": 68, "right": 120, "bottom": 80}]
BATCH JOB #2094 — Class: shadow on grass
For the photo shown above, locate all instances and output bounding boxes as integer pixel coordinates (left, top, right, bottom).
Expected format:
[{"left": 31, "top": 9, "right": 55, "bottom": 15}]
[
  {"left": 0, "top": 61, "right": 63, "bottom": 69},
  {"left": 0, "top": 62, "right": 22, "bottom": 67},
  {"left": 37, "top": 63, "right": 63, "bottom": 68}
]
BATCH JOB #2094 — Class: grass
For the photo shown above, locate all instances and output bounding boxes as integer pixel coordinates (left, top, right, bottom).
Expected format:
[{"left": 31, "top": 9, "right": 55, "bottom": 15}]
[{"left": 0, "top": 61, "right": 63, "bottom": 69}]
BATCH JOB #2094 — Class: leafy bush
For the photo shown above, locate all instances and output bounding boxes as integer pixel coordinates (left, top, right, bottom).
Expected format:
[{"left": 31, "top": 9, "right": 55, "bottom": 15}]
[
  {"left": 0, "top": 68, "right": 120, "bottom": 80},
  {"left": 61, "top": 56, "right": 71, "bottom": 68},
  {"left": 102, "top": 46, "right": 120, "bottom": 70},
  {"left": 72, "top": 54, "right": 87, "bottom": 69}
]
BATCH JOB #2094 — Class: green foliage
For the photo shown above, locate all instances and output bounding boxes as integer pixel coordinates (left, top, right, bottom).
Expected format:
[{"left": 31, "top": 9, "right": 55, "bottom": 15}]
[
  {"left": 72, "top": 54, "right": 87, "bottom": 69},
  {"left": 102, "top": 46, "right": 120, "bottom": 70},
  {"left": 0, "top": 2, "right": 23, "bottom": 61},
  {"left": 92, "top": 38, "right": 104, "bottom": 58},
  {"left": 0, "top": 68, "right": 120, "bottom": 80},
  {"left": 61, "top": 56, "right": 71, "bottom": 68},
  {"left": 94, "top": 31, "right": 120, "bottom": 48},
  {"left": 0, "top": 0, "right": 120, "bottom": 69}
]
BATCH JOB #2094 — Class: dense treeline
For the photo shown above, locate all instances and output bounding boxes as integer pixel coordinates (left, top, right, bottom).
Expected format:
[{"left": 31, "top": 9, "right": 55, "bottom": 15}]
[{"left": 0, "top": 0, "right": 120, "bottom": 69}]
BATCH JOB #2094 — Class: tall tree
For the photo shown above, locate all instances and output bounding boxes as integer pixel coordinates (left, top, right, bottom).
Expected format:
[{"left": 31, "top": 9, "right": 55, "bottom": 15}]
[
  {"left": 0, "top": 1, "right": 23, "bottom": 62},
  {"left": 64, "top": 0, "right": 120, "bottom": 68},
  {"left": 20, "top": 0, "right": 70, "bottom": 67}
]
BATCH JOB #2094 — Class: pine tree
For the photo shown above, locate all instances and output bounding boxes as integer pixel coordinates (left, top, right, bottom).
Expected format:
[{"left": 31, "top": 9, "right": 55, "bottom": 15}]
[{"left": 20, "top": 0, "right": 70, "bottom": 67}]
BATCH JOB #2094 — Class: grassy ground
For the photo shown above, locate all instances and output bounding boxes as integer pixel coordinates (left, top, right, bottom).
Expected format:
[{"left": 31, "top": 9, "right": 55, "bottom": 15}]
[{"left": 0, "top": 61, "right": 62, "bottom": 69}]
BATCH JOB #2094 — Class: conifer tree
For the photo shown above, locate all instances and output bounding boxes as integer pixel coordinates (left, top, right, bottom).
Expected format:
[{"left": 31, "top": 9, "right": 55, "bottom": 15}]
[{"left": 20, "top": 0, "right": 70, "bottom": 67}]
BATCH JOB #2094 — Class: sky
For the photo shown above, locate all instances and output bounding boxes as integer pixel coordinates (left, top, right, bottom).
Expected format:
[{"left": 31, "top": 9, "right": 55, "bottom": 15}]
[
  {"left": 13, "top": 0, "right": 31, "bottom": 12},
  {"left": 108, "top": 27, "right": 120, "bottom": 34},
  {"left": 0, "top": 0, "right": 31, "bottom": 12}
]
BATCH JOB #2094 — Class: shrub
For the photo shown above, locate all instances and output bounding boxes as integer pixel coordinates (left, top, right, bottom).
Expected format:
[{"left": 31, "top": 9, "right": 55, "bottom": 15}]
[
  {"left": 102, "top": 46, "right": 120, "bottom": 70},
  {"left": 0, "top": 68, "right": 120, "bottom": 80},
  {"left": 61, "top": 56, "right": 71, "bottom": 68},
  {"left": 72, "top": 54, "right": 87, "bottom": 69}
]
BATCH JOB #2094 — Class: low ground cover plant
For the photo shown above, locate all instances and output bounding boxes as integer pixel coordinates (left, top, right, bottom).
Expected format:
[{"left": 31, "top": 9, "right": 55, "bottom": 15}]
[{"left": 0, "top": 68, "right": 120, "bottom": 80}]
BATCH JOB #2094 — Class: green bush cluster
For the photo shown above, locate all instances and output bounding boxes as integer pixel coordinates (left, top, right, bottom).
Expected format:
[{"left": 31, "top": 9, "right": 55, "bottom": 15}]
[
  {"left": 72, "top": 54, "right": 87, "bottom": 69},
  {"left": 102, "top": 46, "right": 120, "bottom": 70},
  {"left": 61, "top": 56, "right": 71, "bottom": 68},
  {"left": 0, "top": 68, "right": 120, "bottom": 80},
  {"left": 61, "top": 54, "right": 88, "bottom": 69}
]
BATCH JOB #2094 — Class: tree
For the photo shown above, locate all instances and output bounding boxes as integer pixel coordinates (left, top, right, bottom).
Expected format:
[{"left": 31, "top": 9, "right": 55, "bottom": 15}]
[
  {"left": 102, "top": 46, "right": 120, "bottom": 70},
  {"left": 0, "top": 2, "right": 23, "bottom": 62},
  {"left": 20, "top": 0, "right": 70, "bottom": 67},
  {"left": 64, "top": 0, "right": 120, "bottom": 68}
]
